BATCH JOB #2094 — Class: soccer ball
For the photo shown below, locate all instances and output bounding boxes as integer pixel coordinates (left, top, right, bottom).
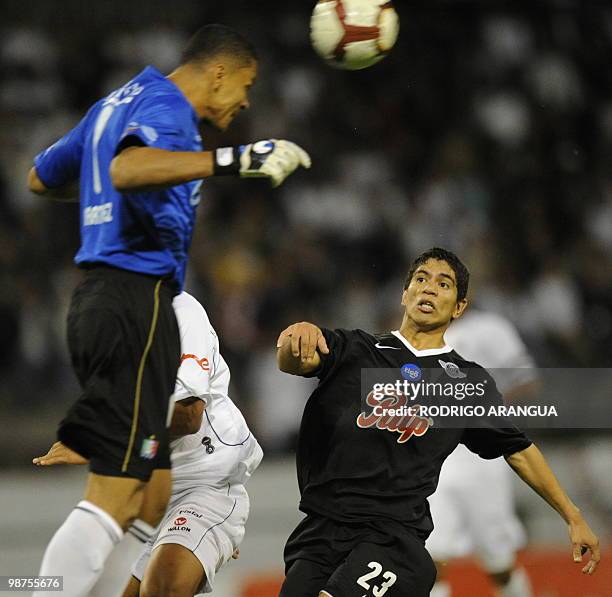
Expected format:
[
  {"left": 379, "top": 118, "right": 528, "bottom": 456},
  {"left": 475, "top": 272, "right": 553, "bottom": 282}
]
[{"left": 310, "top": 0, "right": 400, "bottom": 70}]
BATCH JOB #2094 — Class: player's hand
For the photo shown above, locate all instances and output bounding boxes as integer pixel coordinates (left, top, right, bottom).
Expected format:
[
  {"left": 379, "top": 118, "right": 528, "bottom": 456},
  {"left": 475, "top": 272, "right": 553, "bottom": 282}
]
[
  {"left": 231, "top": 548, "right": 240, "bottom": 560},
  {"left": 33, "top": 441, "right": 89, "bottom": 466},
  {"left": 276, "top": 322, "right": 329, "bottom": 363},
  {"left": 213, "top": 140, "right": 310, "bottom": 187},
  {"left": 568, "top": 517, "right": 600, "bottom": 574},
  {"left": 239, "top": 140, "right": 311, "bottom": 187}
]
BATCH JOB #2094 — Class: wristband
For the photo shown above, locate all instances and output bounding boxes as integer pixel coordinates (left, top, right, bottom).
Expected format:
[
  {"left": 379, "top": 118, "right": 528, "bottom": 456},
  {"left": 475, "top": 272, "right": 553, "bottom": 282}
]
[{"left": 212, "top": 146, "right": 242, "bottom": 176}]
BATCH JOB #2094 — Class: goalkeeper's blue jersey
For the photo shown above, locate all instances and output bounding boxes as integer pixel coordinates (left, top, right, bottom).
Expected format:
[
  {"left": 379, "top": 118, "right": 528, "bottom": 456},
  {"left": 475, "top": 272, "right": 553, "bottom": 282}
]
[{"left": 34, "top": 66, "right": 202, "bottom": 290}]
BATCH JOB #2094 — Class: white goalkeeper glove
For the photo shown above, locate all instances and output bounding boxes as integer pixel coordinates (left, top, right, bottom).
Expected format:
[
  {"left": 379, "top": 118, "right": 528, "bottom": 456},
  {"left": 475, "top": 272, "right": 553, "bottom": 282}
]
[{"left": 213, "top": 139, "right": 311, "bottom": 187}]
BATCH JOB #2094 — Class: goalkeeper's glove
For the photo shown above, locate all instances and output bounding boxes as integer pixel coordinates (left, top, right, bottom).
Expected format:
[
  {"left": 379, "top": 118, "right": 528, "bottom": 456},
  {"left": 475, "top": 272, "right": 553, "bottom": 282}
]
[{"left": 213, "top": 139, "right": 311, "bottom": 188}]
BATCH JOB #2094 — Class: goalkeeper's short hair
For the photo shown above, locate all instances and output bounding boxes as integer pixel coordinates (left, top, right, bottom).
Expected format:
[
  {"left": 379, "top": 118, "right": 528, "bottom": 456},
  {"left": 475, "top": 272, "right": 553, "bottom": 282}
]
[{"left": 181, "top": 24, "right": 257, "bottom": 68}]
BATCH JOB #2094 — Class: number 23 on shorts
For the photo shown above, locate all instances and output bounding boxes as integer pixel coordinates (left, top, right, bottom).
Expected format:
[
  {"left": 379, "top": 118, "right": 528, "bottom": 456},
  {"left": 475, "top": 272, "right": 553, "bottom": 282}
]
[{"left": 356, "top": 561, "right": 397, "bottom": 596}]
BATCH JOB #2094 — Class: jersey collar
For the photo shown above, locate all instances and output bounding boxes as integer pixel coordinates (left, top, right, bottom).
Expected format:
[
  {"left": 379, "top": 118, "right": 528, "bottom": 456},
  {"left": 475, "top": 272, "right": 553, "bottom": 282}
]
[
  {"left": 145, "top": 66, "right": 199, "bottom": 127},
  {"left": 391, "top": 330, "right": 453, "bottom": 357}
]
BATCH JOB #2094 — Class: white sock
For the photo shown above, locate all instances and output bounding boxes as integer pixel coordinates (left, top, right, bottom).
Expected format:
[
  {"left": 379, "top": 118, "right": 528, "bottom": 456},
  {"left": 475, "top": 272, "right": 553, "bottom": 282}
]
[
  {"left": 35, "top": 500, "right": 123, "bottom": 597},
  {"left": 430, "top": 580, "right": 451, "bottom": 597},
  {"left": 90, "top": 519, "right": 155, "bottom": 597},
  {"left": 500, "top": 567, "right": 532, "bottom": 597}
]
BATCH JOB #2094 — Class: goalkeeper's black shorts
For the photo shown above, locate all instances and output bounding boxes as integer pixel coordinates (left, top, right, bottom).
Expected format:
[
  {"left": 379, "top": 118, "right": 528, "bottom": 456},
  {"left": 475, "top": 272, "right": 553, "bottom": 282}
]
[{"left": 58, "top": 265, "right": 180, "bottom": 481}]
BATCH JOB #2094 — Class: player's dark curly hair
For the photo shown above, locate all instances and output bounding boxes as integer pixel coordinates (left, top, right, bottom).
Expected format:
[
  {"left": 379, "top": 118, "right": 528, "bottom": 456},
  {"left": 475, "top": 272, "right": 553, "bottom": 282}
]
[
  {"left": 181, "top": 24, "right": 257, "bottom": 66},
  {"left": 404, "top": 247, "right": 470, "bottom": 302}
]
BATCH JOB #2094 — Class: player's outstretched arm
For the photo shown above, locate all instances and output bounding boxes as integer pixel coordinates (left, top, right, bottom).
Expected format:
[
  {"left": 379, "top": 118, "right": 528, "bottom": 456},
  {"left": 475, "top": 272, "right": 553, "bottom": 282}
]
[
  {"left": 110, "top": 139, "right": 310, "bottom": 192},
  {"left": 505, "top": 443, "right": 600, "bottom": 574},
  {"left": 110, "top": 146, "right": 215, "bottom": 191},
  {"left": 276, "top": 322, "right": 329, "bottom": 376}
]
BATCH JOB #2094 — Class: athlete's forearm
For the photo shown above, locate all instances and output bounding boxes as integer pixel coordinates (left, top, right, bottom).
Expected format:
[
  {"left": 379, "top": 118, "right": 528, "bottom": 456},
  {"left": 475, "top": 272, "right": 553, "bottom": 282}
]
[
  {"left": 505, "top": 443, "right": 581, "bottom": 523},
  {"left": 507, "top": 444, "right": 600, "bottom": 574},
  {"left": 110, "top": 146, "right": 215, "bottom": 191}
]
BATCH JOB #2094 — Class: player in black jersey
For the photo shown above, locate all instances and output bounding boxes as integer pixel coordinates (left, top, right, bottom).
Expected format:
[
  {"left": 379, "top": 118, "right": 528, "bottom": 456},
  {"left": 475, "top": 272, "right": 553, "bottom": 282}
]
[{"left": 276, "top": 248, "right": 600, "bottom": 597}]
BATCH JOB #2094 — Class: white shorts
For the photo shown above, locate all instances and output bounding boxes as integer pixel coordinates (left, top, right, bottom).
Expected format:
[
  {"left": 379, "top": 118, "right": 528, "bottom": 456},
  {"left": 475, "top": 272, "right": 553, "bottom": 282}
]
[
  {"left": 133, "top": 483, "right": 250, "bottom": 594},
  {"left": 426, "top": 445, "right": 526, "bottom": 573}
]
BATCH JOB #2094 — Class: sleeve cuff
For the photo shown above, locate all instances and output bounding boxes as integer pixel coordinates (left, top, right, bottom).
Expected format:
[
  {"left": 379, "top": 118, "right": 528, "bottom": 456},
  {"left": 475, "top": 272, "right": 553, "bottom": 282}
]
[{"left": 503, "top": 439, "right": 533, "bottom": 457}]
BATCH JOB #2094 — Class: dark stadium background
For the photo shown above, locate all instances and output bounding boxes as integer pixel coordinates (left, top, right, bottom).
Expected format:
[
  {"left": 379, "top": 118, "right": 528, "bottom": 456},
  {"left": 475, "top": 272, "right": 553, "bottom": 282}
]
[{"left": 0, "top": 1, "right": 611, "bottom": 595}]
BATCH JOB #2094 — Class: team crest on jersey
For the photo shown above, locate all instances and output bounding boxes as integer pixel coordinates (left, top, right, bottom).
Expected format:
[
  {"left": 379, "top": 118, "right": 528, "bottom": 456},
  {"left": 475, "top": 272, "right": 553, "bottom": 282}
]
[
  {"left": 140, "top": 436, "right": 159, "bottom": 459},
  {"left": 356, "top": 391, "right": 433, "bottom": 443},
  {"left": 438, "top": 359, "right": 466, "bottom": 379}
]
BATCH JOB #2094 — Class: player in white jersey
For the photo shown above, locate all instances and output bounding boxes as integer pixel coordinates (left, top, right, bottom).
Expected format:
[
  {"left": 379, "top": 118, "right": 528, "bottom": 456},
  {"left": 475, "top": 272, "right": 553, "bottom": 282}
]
[
  {"left": 428, "top": 309, "right": 537, "bottom": 597},
  {"left": 128, "top": 291, "right": 263, "bottom": 596},
  {"left": 34, "top": 292, "right": 262, "bottom": 596}
]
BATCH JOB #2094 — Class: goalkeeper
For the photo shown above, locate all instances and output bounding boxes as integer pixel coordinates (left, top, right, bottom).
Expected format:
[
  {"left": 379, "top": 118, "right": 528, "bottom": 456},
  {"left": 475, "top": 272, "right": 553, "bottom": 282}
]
[{"left": 27, "top": 23, "right": 308, "bottom": 597}]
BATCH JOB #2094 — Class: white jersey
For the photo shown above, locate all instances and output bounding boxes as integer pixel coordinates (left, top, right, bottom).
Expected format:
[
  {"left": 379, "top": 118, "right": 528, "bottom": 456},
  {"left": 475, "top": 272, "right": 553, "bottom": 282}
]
[
  {"left": 169, "top": 292, "right": 263, "bottom": 492},
  {"left": 445, "top": 309, "right": 537, "bottom": 393}
]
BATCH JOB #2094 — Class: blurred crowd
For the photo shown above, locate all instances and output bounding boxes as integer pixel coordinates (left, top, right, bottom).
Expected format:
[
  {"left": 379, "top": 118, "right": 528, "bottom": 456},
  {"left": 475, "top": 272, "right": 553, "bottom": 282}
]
[{"left": 1, "top": 1, "right": 611, "bottom": 453}]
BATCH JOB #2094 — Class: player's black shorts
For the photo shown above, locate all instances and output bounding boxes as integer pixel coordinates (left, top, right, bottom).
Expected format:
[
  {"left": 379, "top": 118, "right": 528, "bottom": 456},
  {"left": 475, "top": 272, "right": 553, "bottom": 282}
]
[
  {"left": 281, "top": 513, "right": 436, "bottom": 597},
  {"left": 58, "top": 265, "right": 180, "bottom": 482}
]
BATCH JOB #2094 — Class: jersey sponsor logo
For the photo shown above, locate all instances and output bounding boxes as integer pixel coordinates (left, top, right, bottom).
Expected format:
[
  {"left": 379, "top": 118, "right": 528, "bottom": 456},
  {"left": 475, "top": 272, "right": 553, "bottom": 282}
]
[
  {"left": 374, "top": 342, "right": 402, "bottom": 350},
  {"left": 400, "top": 363, "right": 422, "bottom": 381},
  {"left": 438, "top": 359, "right": 466, "bottom": 379},
  {"left": 179, "top": 508, "right": 203, "bottom": 519},
  {"left": 167, "top": 522, "right": 191, "bottom": 533},
  {"left": 83, "top": 202, "right": 113, "bottom": 226},
  {"left": 356, "top": 390, "right": 432, "bottom": 443},
  {"left": 140, "top": 436, "right": 159, "bottom": 459},
  {"left": 181, "top": 353, "right": 210, "bottom": 371},
  {"left": 168, "top": 516, "right": 191, "bottom": 533}
]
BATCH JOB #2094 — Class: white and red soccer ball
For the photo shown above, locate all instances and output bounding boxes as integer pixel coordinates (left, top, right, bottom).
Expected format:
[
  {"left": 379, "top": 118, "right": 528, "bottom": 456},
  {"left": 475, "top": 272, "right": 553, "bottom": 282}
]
[{"left": 310, "top": 0, "right": 400, "bottom": 70}]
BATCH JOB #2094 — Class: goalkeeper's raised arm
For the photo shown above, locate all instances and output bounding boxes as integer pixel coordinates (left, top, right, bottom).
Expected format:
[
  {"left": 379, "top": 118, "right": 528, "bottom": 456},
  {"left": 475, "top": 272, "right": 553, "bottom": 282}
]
[
  {"left": 105, "top": 139, "right": 310, "bottom": 192},
  {"left": 30, "top": 137, "right": 310, "bottom": 196}
]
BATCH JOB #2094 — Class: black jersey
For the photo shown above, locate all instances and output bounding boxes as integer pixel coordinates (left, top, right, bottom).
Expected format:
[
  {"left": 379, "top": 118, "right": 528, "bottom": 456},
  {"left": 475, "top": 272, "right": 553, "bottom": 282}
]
[{"left": 296, "top": 328, "right": 532, "bottom": 535}]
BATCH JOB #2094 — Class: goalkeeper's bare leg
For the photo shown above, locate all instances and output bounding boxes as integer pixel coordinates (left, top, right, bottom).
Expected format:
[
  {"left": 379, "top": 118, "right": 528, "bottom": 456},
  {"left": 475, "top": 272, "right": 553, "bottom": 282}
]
[
  {"left": 34, "top": 441, "right": 172, "bottom": 597},
  {"left": 91, "top": 469, "right": 172, "bottom": 596}
]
